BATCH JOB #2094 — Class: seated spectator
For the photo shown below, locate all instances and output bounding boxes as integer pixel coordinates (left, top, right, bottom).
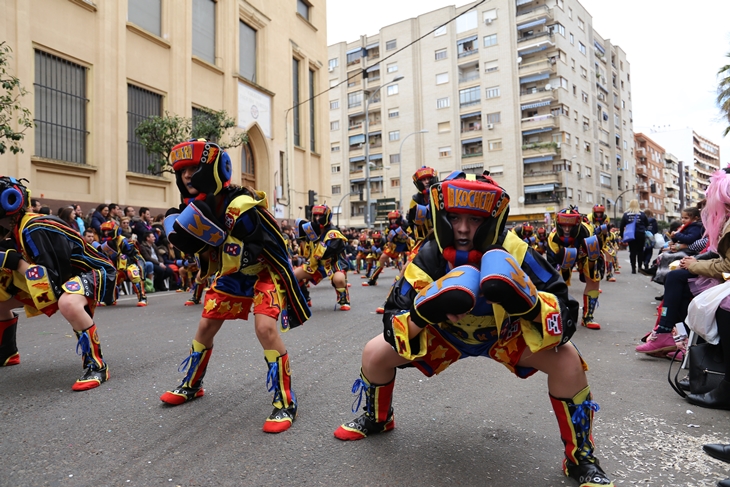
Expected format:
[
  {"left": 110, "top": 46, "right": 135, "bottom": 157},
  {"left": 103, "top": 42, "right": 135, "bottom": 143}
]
[
  {"left": 73, "top": 204, "right": 86, "bottom": 234},
  {"left": 132, "top": 207, "right": 153, "bottom": 242},
  {"left": 90, "top": 203, "right": 109, "bottom": 237},
  {"left": 82, "top": 228, "right": 96, "bottom": 245},
  {"left": 120, "top": 217, "right": 134, "bottom": 239},
  {"left": 38, "top": 206, "right": 51, "bottom": 215},
  {"left": 138, "top": 231, "right": 176, "bottom": 292},
  {"left": 650, "top": 207, "right": 705, "bottom": 285},
  {"left": 58, "top": 207, "right": 80, "bottom": 233},
  {"left": 31, "top": 199, "right": 42, "bottom": 212}
]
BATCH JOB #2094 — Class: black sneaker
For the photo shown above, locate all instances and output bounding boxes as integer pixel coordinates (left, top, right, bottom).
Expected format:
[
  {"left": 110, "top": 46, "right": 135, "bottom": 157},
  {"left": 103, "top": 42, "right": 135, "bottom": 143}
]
[
  {"left": 72, "top": 364, "right": 109, "bottom": 391},
  {"left": 160, "top": 385, "right": 204, "bottom": 405},
  {"left": 563, "top": 459, "right": 614, "bottom": 486},
  {"left": 334, "top": 410, "right": 395, "bottom": 440},
  {"left": 263, "top": 404, "right": 297, "bottom": 433}
]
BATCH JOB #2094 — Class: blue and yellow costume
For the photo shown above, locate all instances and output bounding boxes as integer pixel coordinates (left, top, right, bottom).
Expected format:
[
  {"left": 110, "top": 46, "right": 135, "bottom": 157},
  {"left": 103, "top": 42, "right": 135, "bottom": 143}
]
[
  {"left": 97, "top": 220, "right": 147, "bottom": 306},
  {"left": 586, "top": 205, "right": 615, "bottom": 281},
  {"left": 364, "top": 211, "right": 413, "bottom": 287}
]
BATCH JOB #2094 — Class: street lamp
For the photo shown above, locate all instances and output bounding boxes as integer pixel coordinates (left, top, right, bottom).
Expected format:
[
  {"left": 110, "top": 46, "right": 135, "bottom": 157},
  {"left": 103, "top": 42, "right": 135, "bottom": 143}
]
[
  {"left": 397, "top": 129, "right": 429, "bottom": 213},
  {"left": 335, "top": 191, "right": 358, "bottom": 228},
  {"left": 363, "top": 75, "right": 404, "bottom": 228},
  {"left": 614, "top": 185, "right": 636, "bottom": 221}
]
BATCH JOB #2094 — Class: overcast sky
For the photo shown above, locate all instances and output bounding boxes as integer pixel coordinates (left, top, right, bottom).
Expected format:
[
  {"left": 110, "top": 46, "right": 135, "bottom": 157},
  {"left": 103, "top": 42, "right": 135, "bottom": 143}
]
[{"left": 327, "top": 0, "right": 730, "bottom": 163}]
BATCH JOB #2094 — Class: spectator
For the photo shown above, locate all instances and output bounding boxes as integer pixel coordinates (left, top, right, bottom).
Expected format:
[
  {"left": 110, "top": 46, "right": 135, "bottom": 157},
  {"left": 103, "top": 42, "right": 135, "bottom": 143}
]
[
  {"left": 647, "top": 208, "right": 705, "bottom": 285},
  {"left": 58, "top": 207, "right": 80, "bottom": 232},
  {"left": 120, "top": 216, "right": 134, "bottom": 239},
  {"left": 82, "top": 228, "right": 96, "bottom": 245},
  {"left": 90, "top": 204, "right": 109, "bottom": 236},
  {"left": 133, "top": 207, "right": 153, "bottom": 241},
  {"left": 73, "top": 204, "right": 86, "bottom": 234},
  {"left": 31, "top": 199, "right": 42, "bottom": 212},
  {"left": 619, "top": 199, "right": 649, "bottom": 274},
  {"left": 124, "top": 206, "right": 135, "bottom": 218},
  {"left": 138, "top": 230, "right": 175, "bottom": 292},
  {"left": 108, "top": 203, "right": 123, "bottom": 225},
  {"left": 642, "top": 209, "right": 659, "bottom": 269}
]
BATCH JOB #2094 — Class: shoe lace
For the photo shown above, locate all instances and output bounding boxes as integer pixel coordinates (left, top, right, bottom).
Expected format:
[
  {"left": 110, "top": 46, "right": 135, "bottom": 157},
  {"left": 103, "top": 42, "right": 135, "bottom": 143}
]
[
  {"left": 75, "top": 331, "right": 91, "bottom": 357},
  {"left": 266, "top": 361, "right": 282, "bottom": 404},
  {"left": 571, "top": 399, "right": 600, "bottom": 452},
  {"left": 178, "top": 351, "right": 202, "bottom": 385},
  {"left": 350, "top": 378, "right": 369, "bottom": 414}
]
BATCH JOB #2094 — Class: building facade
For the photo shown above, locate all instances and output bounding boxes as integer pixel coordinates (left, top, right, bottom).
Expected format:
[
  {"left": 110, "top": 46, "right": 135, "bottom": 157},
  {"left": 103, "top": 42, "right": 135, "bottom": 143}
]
[
  {"left": 0, "top": 0, "right": 329, "bottom": 217},
  {"left": 327, "top": 0, "right": 635, "bottom": 228},
  {"left": 634, "top": 133, "right": 665, "bottom": 220},
  {"left": 663, "top": 152, "right": 681, "bottom": 222}
]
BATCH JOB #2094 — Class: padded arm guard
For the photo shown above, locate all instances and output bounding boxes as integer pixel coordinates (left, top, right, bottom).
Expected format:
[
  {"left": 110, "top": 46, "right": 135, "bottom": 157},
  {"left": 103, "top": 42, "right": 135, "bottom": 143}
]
[
  {"left": 479, "top": 249, "right": 540, "bottom": 319},
  {"left": 165, "top": 201, "right": 226, "bottom": 255},
  {"left": 561, "top": 247, "right": 578, "bottom": 270},
  {"left": 410, "top": 265, "right": 480, "bottom": 328},
  {"left": 413, "top": 204, "right": 429, "bottom": 226},
  {"left": 583, "top": 235, "right": 601, "bottom": 261}
]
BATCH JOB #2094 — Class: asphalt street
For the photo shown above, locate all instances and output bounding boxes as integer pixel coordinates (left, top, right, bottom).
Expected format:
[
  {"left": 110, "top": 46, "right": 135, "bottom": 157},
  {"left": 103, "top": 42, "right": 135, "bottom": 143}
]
[{"left": 2, "top": 251, "right": 730, "bottom": 487}]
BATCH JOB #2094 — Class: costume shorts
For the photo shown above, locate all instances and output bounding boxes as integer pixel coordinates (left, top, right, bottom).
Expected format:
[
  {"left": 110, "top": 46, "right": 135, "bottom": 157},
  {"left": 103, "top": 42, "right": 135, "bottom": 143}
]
[{"left": 201, "top": 268, "right": 282, "bottom": 320}]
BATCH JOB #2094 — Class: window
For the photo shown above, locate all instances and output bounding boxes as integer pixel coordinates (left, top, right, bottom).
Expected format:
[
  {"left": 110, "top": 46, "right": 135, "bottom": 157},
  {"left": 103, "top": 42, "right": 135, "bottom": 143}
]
[
  {"left": 586, "top": 192, "right": 593, "bottom": 203},
  {"left": 331, "top": 143, "right": 340, "bottom": 152},
  {"left": 567, "top": 187, "right": 573, "bottom": 198},
  {"left": 550, "top": 23, "right": 565, "bottom": 37},
  {"left": 387, "top": 63, "right": 398, "bottom": 73},
  {"left": 349, "top": 134, "right": 364, "bottom": 149},
  {"left": 555, "top": 0, "right": 564, "bottom": 9},
  {"left": 329, "top": 78, "right": 338, "bottom": 88},
  {"left": 579, "top": 42, "right": 586, "bottom": 55},
  {"left": 434, "top": 25, "right": 447, "bottom": 37},
  {"left": 457, "top": 37, "right": 478, "bottom": 57},
  {"left": 435, "top": 49, "right": 448, "bottom": 61},
  {"left": 438, "top": 121, "right": 451, "bottom": 133},
  {"left": 437, "top": 97, "right": 450, "bottom": 109},
  {"left": 297, "top": 0, "right": 310, "bottom": 21},
  {"left": 348, "top": 92, "right": 362, "bottom": 108},
  {"left": 577, "top": 190, "right": 582, "bottom": 202},
  {"left": 459, "top": 86, "right": 481, "bottom": 106},
  {"left": 439, "top": 146, "right": 452, "bottom": 157},
  {"left": 456, "top": 10, "right": 477, "bottom": 33},
  {"left": 387, "top": 84, "right": 399, "bottom": 96},
  {"left": 192, "top": 0, "right": 216, "bottom": 64},
  {"left": 331, "top": 121, "right": 339, "bottom": 131},
  {"left": 581, "top": 91, "right": 588, "bottom": 103},
  {"left": 578, "top": 18, "right": 585, "bottom": 30},
  {"left": 483, "top": 9, "right": 498, "bottom": 22},
  {"left": 346, "top": 51, "right": 361, "bottom": 66},
  {"left": 390, "top": 153, "right": 401, "bottom": 164},
  {"left": 486, "top": 112, "right": 501, "bottom": 124},
  {"left": 239, "top": 21, "right": 257, "bottom": 82},
  {"left": 490, "top": 164, "right": 504, "bottom": 175},
  {"left": 347, "top": 71, "right": 360, "bottom": 88},
  {"left": 386, "top": 39, "right": 397, "bottom": 51},
  {"left": 129, "top": 0, "right": 161, "bottom": 36},
  {"left": 388, "top": 108, "right": 399, "bottom": 118},
  {"left": 488, "top": 139, "right": 502, "bottom": 151},
  {"left": 585, "top": 166, "right": 592, "bottom": 178},
  {"left": 331, "top": 185, "right": 342, "bottom": 195},
  {"left": 330, "top": 100, "right": 339, "bottom": 110},
  {"left": 127, "top": 84, "right": 162, "bottom": 173},
  {"left": 570, "top": 33, "right": 574, "bottom": 45},
  {"left": 331, "top": 164, "right": 341, "bottom": 173},
  {"left": 568, "top": 7, "right": 573, "bottom": 18},
  {"left": 436, "top": 73, "right": 449, "bottom": 85},
  {"left": 328, "top": 58, "right": 338, "bottom": 70},
  {"left": 484, "top": 60, "right": 498, "bottom": 73},
  {"left": 292, "top": 58, "right": 301, "bottom": 146},
  {"left": 580, "top": 66, "right": 587, "bottom": 79},
  {"left": 391, "top": 178, "right": 400, "bottom": 187},
  {"left": 309, "top": 68, "right": 316, "bottom": 152},
  {"left": 389, "top": 131, "right": 400, "bottom": 141},
  {"left": 485, "top": 86, "right": 500, "bottom": 99},
  {"left": 483, "top": 34, "right": 497, "bottom": 47},
  {"left": 35, "top": 50, "right": 89, "bottom": 165}
]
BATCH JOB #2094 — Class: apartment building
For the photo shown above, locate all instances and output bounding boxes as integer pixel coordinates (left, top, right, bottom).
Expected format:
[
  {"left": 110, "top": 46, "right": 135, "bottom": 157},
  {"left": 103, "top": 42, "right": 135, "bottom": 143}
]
[
  {"left": 1, "top": 0, "right": 329, "bottom": 216},
  {"left": 328, "top": 0, "right": 635, "bottom": 228},
  {"left": 652, "top": 128, "right": 721, "bottom": 206},
  {"left": 663, "top": 153, "right": 682, "bottom": 222},
  {"left": 634, "top": 133, "right": 665, "bottom": 220}
]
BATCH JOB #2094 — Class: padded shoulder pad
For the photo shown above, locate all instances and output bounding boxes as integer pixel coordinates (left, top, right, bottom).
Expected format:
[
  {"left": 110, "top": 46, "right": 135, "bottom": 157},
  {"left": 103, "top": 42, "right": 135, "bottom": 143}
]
[
  {"left": 584, "top": 235, "right": 601, "bottom": 260},
  {"left": 561, "top": 247, "right": 578, "bottom": 269},
  {"left": 413, "top": 204, "right": 429, "bottom": 226},
  {"left": 412, "top": 265, "right": 480, "bottom": 326}
]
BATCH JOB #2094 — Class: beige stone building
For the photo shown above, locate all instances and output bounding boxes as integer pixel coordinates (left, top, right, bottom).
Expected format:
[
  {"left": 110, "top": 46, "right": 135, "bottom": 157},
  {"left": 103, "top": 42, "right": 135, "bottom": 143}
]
[
  {"left": 634, "top": 133, "right": 665, "bottom": 220},
  {"left": 328, "top": 0, "right": 635, "bottom": 228},
  {"left": 663, "top": 152, "right": 681, "bottom": 222},
  {"left": 0, "top": 0, "right": 329, "bottom": 218}
]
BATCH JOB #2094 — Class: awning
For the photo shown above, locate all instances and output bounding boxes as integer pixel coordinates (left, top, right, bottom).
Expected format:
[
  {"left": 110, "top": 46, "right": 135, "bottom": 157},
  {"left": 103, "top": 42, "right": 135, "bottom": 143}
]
[
  {"left": 519, "top": 72, "right": 550, "bottom": 84},
  {"left": 368, "top": 130, "right": 382, "bottom": 137},
  {"left": 524, "top": 183, "right": 556, "bottom": 194},
  {"left": 349, "top": 134, "right": 365, "bottom": 144},
  {"left": 522, "top": 127, "right": 553, "bottom": 136},
  {"left": 517, "top": 18, "right": 547, "bottom": 30},
  {"left": 524, "top": 155, "right": 554, "bottom": 164},
  {"left": 457, "top": 35, "right": 478, "bottom": 45},
  {"left": 348, "top": 111, "right": 364, "bottom": 118},
  {"left": 366, "top": 42, "right": 379, "bottom": 50},
  {"left": 370, "top": 176, "right": 383, "bottom": 182},
  {"left": 366, "top": 64, "right": 380, "bottom": 72},
  {"left": 460, "top": 111, "right": 481, "bottom": 119},
  {"left": 606, "top": 198, "right": 615, "bottom": 205},
  {"left": 616, "top": 154, "right": 621, "bottom": 160},
  {"left": 369, "top": 153, "right": 383, "bottom": 160},
  {"left": 521, "top": 100, "right": 552, "bottom": 110},
  {"left": 462, "top": 162, "right": 484, "bottom": 170},
  {"left": 349, "top": 156, "right": 365, "bottom": 163},
  {"left": 461, "top": 137, "right": 482, "bottom": 145},
  {"left": 350, "top": 178, "right": 366, "bottom": 183},
  {"left": 594, "top": 41, "right": 606, "bottom": 55},
  {"left": 516, "top": 0, "right": 534, "bottom": 6},
  {"left": 346, "top": 47, "right": 363, "bottom": 55}
]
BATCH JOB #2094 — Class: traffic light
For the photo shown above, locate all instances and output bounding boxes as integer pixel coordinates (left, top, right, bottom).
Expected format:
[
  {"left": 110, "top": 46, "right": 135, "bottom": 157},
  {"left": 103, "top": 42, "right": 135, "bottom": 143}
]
[{"left": 308, "top": 190, "right": 318, "bottom": 207}]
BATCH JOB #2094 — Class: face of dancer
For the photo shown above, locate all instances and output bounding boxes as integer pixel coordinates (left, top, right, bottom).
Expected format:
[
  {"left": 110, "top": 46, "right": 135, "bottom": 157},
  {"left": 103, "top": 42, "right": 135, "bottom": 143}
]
[
  {"left": 448, "top": 213, "right": 484, "bottom": 252},
  {"left": 182, "top": 165, "right": 200, "bottom": 196}
]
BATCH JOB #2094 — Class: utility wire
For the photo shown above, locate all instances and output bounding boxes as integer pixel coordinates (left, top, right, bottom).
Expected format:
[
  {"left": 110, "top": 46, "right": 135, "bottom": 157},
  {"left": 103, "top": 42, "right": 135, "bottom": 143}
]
[{"left": 287, "top": 0, "right": 488, "bottom": 112}]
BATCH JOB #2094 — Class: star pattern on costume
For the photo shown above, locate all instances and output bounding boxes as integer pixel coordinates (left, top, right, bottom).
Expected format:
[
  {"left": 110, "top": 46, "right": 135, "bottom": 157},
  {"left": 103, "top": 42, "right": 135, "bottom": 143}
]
[
  {"left": 253, "top": 292, "right": 265, "bottom": 307},
  {"left": 204, "top": 298, "right": 218, "bottom": 313},
  {"left": 209, "top": 232, "right": 223, "bottom": 245},
  {"left": 433, "top": 361, "right": 452, "bottom": 375},
  {"left": 218, "top": 300, "right": 231, "bottom": 314},
  {"left": 430, "top": 345, "right": 448, "bottom": 361},
  {"left": 506, "top": 339, "right": 519, "bottom": 355},
  {"left": 231, "top": 302, "right": 244, "bottom": 315}
]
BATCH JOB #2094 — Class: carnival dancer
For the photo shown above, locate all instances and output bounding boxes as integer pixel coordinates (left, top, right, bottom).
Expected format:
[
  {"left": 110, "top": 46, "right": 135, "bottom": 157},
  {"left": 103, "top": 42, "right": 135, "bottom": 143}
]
[
  {"left": 547, "top": 207, "right": 604, "bottom": 330},
  {"left": 586, "top": 205, "right": 615, "bottom": 282},
  {"left": 97, "top": 221, "right": 147, "bottom": 306},
  {"left": 363, "top": 211, "right": 412, "bottom": 287},
  {"left": 355, "top": 233, "right": 371, "bottom": 275},
  {"left": 160, "top": 140, "right": 311, "bottom": 434},
  {"left": 406, "top": 166, "right": 439, "bottom": 244},
  {"left": 361, "top": 231, "right": 383, "bottom": 280},
  {"left": 512, "top": 223, "right": 537, "bottom": 247},
  {"left": 333, "top": 172, "right": 614, "bottom": 487},
  {"left": 535, "top": 226, "right": 549, "bottom": 256},
  {"left": 293, "top": 205, "right": 350, "bottom": 311},
  {"left": 0, "top": 176, "right": 116, "bottom": 390}
]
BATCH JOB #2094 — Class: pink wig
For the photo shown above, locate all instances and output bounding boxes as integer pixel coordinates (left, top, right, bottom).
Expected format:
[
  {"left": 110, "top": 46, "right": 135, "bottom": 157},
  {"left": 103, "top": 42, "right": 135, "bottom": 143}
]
[{"left": 701, "top": 169, "right": 730, "bottom": 251}]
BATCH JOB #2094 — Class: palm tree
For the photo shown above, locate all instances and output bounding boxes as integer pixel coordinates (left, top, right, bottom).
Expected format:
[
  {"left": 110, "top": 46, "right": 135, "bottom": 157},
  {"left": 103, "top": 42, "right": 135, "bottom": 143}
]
[{"left": 718, "top": 52, "right": 730, "bottom": 137}]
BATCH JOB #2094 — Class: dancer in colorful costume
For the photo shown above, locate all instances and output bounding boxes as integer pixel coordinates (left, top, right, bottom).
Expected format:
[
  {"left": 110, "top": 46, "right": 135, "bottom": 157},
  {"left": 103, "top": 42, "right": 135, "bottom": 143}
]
[
  {"left": 160, "top": 140, "right": 311, "bottom": 433},
  {"left": 98, "top": 221, "right": 147, "bottom": 306},
  {"left": 363, "top": 211, "right": 412, "bottom": 287},
  {"left": 586, "top": 205, "right": 615, "bottom": 282},
  {"left": 547, "top": 207, "right": 604, "bottom": 330},
  {"left": 293, "top": 205, "right": 350, "bottom": 311},
  {"left": 333, "top": 172, "right": 613, "bottom": 487},
  {"left": 355, "top": 233, "right": 371, "bottom": 275},
  {"left": 0, "top": 176, "right": 116, "bottom": 390},
  {"left": 407, "top": 166, "right": 439, "bottom": 244},
  {"left": 535, "top": 226, "right": 549, "bottom": 255}
]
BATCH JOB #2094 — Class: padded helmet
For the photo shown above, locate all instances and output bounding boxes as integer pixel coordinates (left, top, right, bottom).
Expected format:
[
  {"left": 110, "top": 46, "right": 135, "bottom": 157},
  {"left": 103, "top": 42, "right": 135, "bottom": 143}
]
[
  {"left": 311, "top": 205, "right": 332, "bottom": 230},
  {"left": 100, "top": 220, "right": 120, "bottom": 242},
  {"left": 555, "top": 207, "right": 583, "bottom": 240},
  {"left": 429, "top": 172, "right": 510, "bottom": 253},
  {"left": 359, "top": 233, "right": 367, "bottom": 243},
  {"left": 371, "top": 231, "right": 383, "bottom": 244},
  {"left": 412, "top": 166, "right": 439, "bottom": 195},
  {"left": 170, "top": 139, "right": 233, "bottom": 201},
  {"left": 522, "top": 223, "right": 534, "bottom": 237},
  {"left": 592, "top": 204, "right": 606, "bottom": 221},
  {"left": 537, "top": 226, "right": 547, "bottom": 240},
  {"left": 0, "top": 176, "right": 30, "bottom": 220}
]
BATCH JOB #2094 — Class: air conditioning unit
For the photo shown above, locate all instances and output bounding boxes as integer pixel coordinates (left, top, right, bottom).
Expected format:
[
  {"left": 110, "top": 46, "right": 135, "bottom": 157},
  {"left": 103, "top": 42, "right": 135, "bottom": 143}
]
[
  {"left": 328, "top": 67, "right": 335, "bottom": 72},
  {"left": 485, "top": 18, "right": 493, "bottom": 25},
  {"left": 487, "top": 123, "right": 494, "bottom": 130}
]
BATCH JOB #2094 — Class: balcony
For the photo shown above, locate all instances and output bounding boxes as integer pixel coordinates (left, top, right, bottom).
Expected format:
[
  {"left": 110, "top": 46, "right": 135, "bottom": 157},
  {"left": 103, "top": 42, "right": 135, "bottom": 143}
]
[
  {"left": 518, "top": 58, "right": 556, "bottom": 77},
  {"left": 636, "top": 164, "right": 647, "bottom": 176},
  {"left": 515, "top": 5, "right": 553, "bottom": 24},
  {"left": 520, "top": 113, "right": 556, "bottom": 131},
  {"left": 519, "top": 86, "right": 556, "bottom": 105},
  {"left": 457, "top": 36, "right": 478, "bottom": 59},
  {"left": 461, "top": 113, "right": 482, "bottom": 134},
  {"left": 517, "top": 30, "right": 554, "bottom": 44},
  {"left": 522, "top": 141, "right": 560, "bottom": 157},
  {"left": 523, "top": 167, "right": 561, "bottom": 186},
  {"left": 461, "top": 138, "right": 483, "bottom": 159}
]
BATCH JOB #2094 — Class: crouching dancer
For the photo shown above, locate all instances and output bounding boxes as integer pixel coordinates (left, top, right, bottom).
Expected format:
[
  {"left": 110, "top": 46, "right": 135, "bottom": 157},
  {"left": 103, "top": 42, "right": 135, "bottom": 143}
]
[
  {"left": 160, "top": 140, "right": 311, "bottom": 433},
  {"left": 0, "top": 176, "right": 116, "bottom": 390},
  {"left": 333, "top": 172, "right": 613, "bottom": 487}
]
